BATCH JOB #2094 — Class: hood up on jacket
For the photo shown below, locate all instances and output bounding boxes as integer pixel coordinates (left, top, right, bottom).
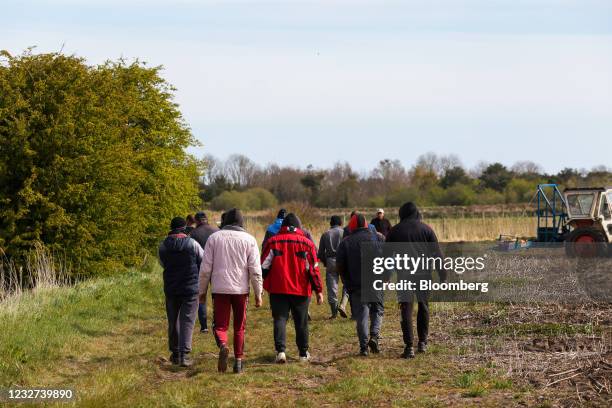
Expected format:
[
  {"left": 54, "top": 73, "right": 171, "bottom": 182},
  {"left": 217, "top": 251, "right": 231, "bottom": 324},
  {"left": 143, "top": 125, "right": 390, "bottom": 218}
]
[
  {"left": 222, "top": 208, "right": 245, "bottom": 228},
  {"left": 399, "top": 202, "right": 422, "bottom": 221},
  {"left": 348, "top": 213, "right": 368, "bottom": 233}
]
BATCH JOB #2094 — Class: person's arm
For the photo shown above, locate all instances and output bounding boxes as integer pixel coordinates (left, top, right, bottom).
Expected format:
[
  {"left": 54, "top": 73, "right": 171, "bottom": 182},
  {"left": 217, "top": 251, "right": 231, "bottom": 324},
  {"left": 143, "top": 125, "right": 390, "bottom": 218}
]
[
  {"left": 260, "top": 241, "right": 276, "bottom": 280},
  {"left": 247, "top": 239, "right": 263, "bottom": 307},
  {"left": 158, "top": 243, "right": 166, "bottom": 268},
  {"left": 317, "top": 232, "right": 327, "bottom": 266},
  {"left": 428, "top": 228, "right": 447, "bottom": 283},
  {"left": 336, "top": 241, "right": 347, "bottom": 283},
  {"left": 198, "top": 238, "right": 214, "bottom": 301},
  {"left": 193, "top": 240, "right": 204, "bottom": 266},
  {"left": 307, "top": 242, "right": 324, "bottom": 304}
]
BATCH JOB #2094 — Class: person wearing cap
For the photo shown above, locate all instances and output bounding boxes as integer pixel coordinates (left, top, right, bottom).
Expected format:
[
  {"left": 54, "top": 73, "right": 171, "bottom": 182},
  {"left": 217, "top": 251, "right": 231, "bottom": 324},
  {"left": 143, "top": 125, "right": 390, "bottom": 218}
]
[
  {"left": 344, "top": 210, "right": 385, "bottom": 241},
  {"left": 317, "top": 215, "right": 349, "bottom": 319},
  {"left": 336, "top": 213, "right": 385, "bottom": 356},
  {"left": 261, "top": 213, "right": 324, "bottom": 364},
  {"left": 158, "top": 217, "right": 205, "bottom": 367},
  {"left": 387, "top": 202, "right": 447, "bottom": 359},
  {"left": 189, "top": 212, "right": 220, "bottom": 334},
  {"left": 370, "top": 208, "right": 392, "bottom": 237},
  {"left": 199, "top": 208, "right": 263, "bottom": 374},
  {"left": 263, "top": 208, "right": 316, "bottom": 249}
]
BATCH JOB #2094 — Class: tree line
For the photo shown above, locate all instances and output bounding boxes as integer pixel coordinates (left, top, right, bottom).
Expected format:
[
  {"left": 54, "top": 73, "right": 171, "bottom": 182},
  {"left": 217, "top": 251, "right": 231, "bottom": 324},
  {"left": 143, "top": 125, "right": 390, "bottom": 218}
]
[{"left": 201, "top": 153, "right": 612, "bottom": 210}]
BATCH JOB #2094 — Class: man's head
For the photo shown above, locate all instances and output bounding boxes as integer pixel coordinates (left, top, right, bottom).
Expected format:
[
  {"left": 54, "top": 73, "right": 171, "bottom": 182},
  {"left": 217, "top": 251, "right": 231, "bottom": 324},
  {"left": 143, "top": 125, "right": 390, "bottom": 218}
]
[
  {"left": 399, "top": 202, "right": 421, "bottom": 221},
  {"left": 330, "top": 215, "right": 342, "bottom": 227},
  {"left": 281, "top": 213, "right": 301, "bottom": 230},
  {"left": 222, "top": 208, "right": 244, "bottom": 228},
  {"left": 277, "top": 208, "right": 287, "bottom": 220},
  {"left": 348, "top": 213, "right": 368, "bottom": 232},
  {"left": 170, "top": 216, "right": 186, "bottom": 232},
  {"left": 376, "top": 208, "right": 385, "bottom": 220},
  {"left": 195, "top": 211, "right": 208, "bottom": 225}
]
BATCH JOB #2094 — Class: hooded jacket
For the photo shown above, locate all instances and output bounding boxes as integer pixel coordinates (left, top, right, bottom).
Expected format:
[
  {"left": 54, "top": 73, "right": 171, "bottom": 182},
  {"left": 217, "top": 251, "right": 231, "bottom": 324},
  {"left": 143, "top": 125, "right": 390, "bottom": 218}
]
[
  {"left": 261, "top": 225, "right": 323, "bottom": 297},
  {"left": 336, "top": 215, "right": 385, "bottom": 294},
  {"left": 159, "top": 232, "right": 205, "bottom": 296},
  {"left": 199, "top": 211, "right": 263, "bottom": 296},
  {"left": 386, "top": 204, "right": 447, "bottom": 282}
]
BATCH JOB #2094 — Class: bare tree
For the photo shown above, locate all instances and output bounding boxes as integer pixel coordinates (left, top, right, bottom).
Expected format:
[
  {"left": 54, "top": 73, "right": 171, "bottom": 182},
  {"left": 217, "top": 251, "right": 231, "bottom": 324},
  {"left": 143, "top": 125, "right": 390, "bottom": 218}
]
[
  {"left": 511, "top": 160, "right": 543, "bottom": 175},
  {"left": 225, "top": 154, "right": 258, "bottom": 188}
]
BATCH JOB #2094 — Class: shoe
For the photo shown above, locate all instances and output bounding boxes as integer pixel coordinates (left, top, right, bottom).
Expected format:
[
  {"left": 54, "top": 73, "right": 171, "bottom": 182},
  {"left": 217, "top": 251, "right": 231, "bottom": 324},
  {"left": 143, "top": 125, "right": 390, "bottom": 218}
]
[
  {"left": 338, "top": 307, "right": 348, "bottom": 319},
  {"left": 218, "top": 345, "right": 230, "bottom": 372},
  {"left": 170, "top": 352, "right": 179, "bottom": 365},
  {"left": 417, "top": 342, "right": 427, "bottom": 353},
  {"left": 179, "top": 353, "right": 193, "bottom": 367},
  {"left": 368, "top": 337, "right": 380, "bottom": 354},
  {"left": 299, "top": 351, "right": 311, "bottom": 362},
  {"left": 233, "top": 359, "right": 243, "bottom": 374},
  {"left": 401, "top": 346, "right": 415, "bottom": 359},
  {"left": 275, "top": 352, "right": 287, "bottom": 364},
  {"left": 359, "top": 348, "right": 369, "bottom": 357},
  {"left": 200, "top": 328, "right": 209, "bottom": 333},
  {"left": 328, "top": 314, "right": 337, "bottom": 320}
]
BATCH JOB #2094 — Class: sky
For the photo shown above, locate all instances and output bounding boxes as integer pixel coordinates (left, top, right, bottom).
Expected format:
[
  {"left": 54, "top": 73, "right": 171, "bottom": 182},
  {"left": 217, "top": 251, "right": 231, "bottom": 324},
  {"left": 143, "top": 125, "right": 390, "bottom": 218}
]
[{"left": 2, "top": 0, "right": 612, "bottom": 174}]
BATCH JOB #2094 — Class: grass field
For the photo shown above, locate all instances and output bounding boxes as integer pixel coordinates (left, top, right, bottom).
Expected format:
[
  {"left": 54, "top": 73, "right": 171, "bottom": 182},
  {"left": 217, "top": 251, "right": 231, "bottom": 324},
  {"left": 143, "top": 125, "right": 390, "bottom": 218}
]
[{"left": 1, "top": 261, "right": 609, "bottom": 407}]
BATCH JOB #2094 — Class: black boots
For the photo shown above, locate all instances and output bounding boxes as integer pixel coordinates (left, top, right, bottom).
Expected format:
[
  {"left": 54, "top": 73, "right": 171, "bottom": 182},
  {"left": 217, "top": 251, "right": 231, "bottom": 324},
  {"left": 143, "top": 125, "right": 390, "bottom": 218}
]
[
  {"left": 329, "top": 303, "right": 338, "bottom": 319},
  {"left": 401, "top": 346, "right": 415, "bottom": 359},
  {"left": 218, "top": 345, "right": 230, "bottom": 372},
  {"left": 233, "top": 359, "right": 243, "bottom": 374},
  {"left": 170, "top": 352, "right": 179, "bottom": 365},
  {"left": 368, "top": 337, "right": 380, "bottom": 354},
  {"left": 417, "top": 341, "right": 428, "bottom": 353}
]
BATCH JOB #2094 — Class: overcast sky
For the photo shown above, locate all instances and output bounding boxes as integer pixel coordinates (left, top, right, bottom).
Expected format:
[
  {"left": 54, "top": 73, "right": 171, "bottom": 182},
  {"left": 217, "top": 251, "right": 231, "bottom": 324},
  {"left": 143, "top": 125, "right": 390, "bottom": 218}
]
[{"left": 3, "top": 0, "right": 611, "bottom": 173}]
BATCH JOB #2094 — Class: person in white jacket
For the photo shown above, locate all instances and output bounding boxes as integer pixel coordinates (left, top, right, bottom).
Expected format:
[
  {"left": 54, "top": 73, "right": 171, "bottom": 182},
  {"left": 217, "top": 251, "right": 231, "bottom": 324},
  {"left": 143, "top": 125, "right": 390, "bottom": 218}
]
[{"left": 199, "top": 208, "right": 263, "bottom": 374}]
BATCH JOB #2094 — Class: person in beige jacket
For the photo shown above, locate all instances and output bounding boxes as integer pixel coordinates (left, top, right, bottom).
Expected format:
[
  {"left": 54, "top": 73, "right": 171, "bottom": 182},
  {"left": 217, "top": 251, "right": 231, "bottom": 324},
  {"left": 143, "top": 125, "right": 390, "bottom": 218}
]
[{"left": 199, "top": 208, "right": 263, "bottom": 374}]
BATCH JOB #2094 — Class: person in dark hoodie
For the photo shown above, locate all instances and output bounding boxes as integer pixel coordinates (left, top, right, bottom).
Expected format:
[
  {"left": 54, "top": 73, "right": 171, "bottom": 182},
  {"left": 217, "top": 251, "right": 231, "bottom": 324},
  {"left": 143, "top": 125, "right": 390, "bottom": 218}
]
[
  {"left": 336, "top": 213, "right": 385, "bottom": 356},
  {"left": 190, "top": 211, "right": 219, "bottom": 334},
  {"left": 387, "top": 202, "right": 447, "bottom": 359},
  {"left": 158, "top": 217, "right": 205, "bottom": 367}
]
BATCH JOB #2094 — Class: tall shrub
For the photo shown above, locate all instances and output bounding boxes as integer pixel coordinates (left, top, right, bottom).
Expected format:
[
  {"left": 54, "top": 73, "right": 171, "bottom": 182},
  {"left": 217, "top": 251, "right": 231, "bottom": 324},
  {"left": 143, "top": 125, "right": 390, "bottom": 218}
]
[{"left": 0, "top": 50, "right": 201, "bottom": 276}]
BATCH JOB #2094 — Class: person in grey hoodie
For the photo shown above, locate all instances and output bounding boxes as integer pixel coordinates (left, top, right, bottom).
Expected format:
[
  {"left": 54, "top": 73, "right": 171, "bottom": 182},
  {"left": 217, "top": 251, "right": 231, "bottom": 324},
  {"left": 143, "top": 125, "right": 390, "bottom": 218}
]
[
  {"left": 317, "top": 215, "right": 349, "bottom": 319},
  {"left": 159, "top": 217, "right": 204, "bottom": 367}
]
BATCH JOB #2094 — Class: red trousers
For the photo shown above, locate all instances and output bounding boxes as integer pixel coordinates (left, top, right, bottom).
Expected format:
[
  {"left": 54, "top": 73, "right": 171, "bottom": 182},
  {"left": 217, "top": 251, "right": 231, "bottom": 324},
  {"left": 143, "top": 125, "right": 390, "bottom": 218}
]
[{"left": 213, "top": 293, "right": 249, "bottom": 358}]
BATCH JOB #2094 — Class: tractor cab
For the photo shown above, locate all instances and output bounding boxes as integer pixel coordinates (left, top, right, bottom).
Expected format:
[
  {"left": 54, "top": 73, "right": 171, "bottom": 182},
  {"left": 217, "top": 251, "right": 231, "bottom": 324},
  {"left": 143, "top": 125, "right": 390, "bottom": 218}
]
[{"left": 563, "top": 187, "right": 612, "bottom": 256}]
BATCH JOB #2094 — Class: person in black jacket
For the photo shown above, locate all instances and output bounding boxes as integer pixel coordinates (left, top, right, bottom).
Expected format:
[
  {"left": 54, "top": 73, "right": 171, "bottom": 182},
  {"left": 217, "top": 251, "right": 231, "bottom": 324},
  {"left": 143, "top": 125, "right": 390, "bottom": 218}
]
[
  {"left": 189, "top": 211, "right": 219, "bottom": 334},
  {"left": 386, "top": 202, "right": 447, "bottom": 359},
  {"left": 336, "top": 213, "right": 385, "bottom": 356},
  {"left": 370, "top": 208, "right": 392, "bottom": 237},
  {"left": 159, "top": 217, "right": 204, "bottom": 367}
]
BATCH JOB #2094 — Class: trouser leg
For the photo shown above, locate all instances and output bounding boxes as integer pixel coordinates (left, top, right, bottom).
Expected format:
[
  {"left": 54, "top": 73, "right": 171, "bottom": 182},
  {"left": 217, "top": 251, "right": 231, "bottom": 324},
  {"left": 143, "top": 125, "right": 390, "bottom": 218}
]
[
  {"left": 165, "top": 295, "right": 180, "bottom": 354},
  {"left": 400, "top": 302, "right": 414, "bottom": 347},
  {"left": 289, "top": 295, "right": 310, "bottom": 356},
  {"left": 178, "top": 294, "right": 199, "bottom": 354},
  {"left": 270, "top": 294, "right": 290, "bottom": 353},
  {"left": 231, "top": 294, "right": 249, "bottom": 359},
  {"left": 369, "top": 302, "right": 384, "bottom": 340},
  {"left": 349, "top": 292, "right": 369, "bottom": 349},
  {"left": 417, "top": 300, "right": 429, "bottom": 344},
  {"left": 326, "top": 260, "right": 339, "bottom": 306},
  {"left": 198, "top": 299, "right": 207, "bottom": 330},
  {"left": 213, "top": 294, "right": 232, "bottom": 349}
]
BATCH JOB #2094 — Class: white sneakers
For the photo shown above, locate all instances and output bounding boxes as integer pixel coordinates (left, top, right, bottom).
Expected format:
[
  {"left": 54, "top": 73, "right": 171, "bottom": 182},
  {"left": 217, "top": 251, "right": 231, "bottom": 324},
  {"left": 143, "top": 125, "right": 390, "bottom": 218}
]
[
  {"left": 299, "top": 351, "right": 311, "bottom": 362},
  {"left": 275, "top": 351, "right": 311, "bottom": 363},
  {"left": 275, "top": 352, "right": 287, "bottom": 364}
]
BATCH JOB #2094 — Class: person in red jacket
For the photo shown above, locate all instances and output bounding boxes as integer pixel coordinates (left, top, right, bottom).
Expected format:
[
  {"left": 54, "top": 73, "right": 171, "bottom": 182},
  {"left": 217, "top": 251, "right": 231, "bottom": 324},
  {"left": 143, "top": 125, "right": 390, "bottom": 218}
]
[{"left": 261, "top": 213, "right": 324, "bottom": 364}]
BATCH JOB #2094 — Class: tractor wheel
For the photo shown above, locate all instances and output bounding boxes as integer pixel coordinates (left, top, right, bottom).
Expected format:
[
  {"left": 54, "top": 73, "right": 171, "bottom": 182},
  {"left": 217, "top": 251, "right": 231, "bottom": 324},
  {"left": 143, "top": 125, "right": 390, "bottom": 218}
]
[{"left": 564, "top": 228, "right": 607, "bottom": 258}]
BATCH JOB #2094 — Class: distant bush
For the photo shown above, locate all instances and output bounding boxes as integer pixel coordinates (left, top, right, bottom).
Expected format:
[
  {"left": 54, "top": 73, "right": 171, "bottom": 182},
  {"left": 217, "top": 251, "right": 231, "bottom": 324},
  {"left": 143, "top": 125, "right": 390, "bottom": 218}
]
[
  {"left": 0, "top": 51, "right": 201, "bottom": 276},
  {"left": 210, "top": 188, "right": 277, "bottom": 211}
]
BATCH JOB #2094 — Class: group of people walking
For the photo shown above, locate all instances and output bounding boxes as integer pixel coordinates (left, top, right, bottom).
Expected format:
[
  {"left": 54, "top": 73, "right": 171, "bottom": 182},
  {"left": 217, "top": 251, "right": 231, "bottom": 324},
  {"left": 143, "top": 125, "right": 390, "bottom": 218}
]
[{"left": 158, "top": 203, "right": 445, "bottom": 373}]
